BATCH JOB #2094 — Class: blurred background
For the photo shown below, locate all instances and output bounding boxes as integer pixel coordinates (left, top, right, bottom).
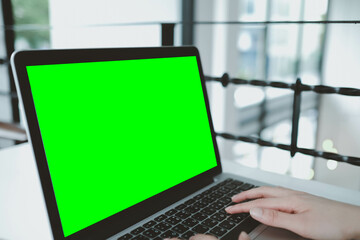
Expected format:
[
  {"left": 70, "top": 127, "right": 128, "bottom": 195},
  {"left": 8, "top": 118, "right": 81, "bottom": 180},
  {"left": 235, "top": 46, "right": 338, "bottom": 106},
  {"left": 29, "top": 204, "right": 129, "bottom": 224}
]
[{"left": 1, "top": 0, "right": 360, "bottom": 190}]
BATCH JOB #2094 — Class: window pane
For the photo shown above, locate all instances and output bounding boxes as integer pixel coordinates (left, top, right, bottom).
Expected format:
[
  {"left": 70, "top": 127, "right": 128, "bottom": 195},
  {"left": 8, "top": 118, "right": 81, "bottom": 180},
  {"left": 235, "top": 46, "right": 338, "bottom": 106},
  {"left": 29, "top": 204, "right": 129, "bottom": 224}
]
[
  {"left": 0, "top": 95, "right": 12, "bottom": 122},
  {"left": 13, "top": 0, "right": 50, "bottom": 49}
]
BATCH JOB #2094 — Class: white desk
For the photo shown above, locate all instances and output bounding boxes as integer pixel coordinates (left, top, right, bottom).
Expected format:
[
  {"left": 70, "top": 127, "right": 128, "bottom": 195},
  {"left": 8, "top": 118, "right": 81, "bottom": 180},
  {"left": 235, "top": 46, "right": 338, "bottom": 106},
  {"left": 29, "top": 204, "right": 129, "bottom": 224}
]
[{"left": 1, "top": 143, "right": 360, "bottom": 240}]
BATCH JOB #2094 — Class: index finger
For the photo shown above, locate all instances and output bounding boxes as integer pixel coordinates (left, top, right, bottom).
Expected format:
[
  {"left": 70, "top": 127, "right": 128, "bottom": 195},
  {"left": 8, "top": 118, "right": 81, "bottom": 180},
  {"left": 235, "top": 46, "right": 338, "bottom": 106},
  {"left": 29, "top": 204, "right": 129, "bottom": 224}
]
[{"left": 231, "top": 186, "right": 295, "bottom": 203}]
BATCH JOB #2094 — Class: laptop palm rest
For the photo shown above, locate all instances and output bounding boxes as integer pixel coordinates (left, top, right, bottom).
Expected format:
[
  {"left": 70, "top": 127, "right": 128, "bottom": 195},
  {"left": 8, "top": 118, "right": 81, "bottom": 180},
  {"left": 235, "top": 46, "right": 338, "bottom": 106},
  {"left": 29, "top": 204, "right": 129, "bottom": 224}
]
[{"left": 250, "top": 224, "right": 307, "bottom": 240}]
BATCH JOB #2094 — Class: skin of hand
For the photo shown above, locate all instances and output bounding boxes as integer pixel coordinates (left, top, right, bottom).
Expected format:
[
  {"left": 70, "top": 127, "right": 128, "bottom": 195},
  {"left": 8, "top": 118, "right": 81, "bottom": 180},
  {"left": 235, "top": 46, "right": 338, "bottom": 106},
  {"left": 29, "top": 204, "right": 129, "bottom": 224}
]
[
  {"left": 225, "top": 186, "right": 360, "bottom": 240},
  {"left": 164, "top": 231, "right": 250, "bottom": 240}
]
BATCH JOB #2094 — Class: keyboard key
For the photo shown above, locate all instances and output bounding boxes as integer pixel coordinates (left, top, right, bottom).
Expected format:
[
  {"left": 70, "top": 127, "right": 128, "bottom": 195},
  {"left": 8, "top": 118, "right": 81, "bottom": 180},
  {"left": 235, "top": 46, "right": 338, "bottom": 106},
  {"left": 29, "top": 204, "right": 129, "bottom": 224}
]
[
  {"left": 118, "top": 233, "right": 132, "bottom": 240},
  {"left": 230, "top": 190, "right": 240, "bottom": 195},
  {"left": 165, "top": 216, "right": 182, "bottom": 225},
  {"left": 218, "top": 197, "right": 232, "bottom": 205},
  {"left": 160, "top": 230, "right": 179, "bottom": 238},
  {"left": 131, "top": 235, "right": 149, "bottom": 240},
  {"left": 182, "top": 218, "right": 197, "bottom": 227},
  {"left": 165, "top": 209, "right": 177, "bottom": 216},
  {"left": 184, "top": 206, "right": 200, "bottom": 214},
  {"left": 192, "top": 212, "right": 207, "bottom": 221},
  {"left": 211, "top": 213, "right": 227, "bottom": 221},
  {"left": 202, "top": 218, "right": 217, "bottom": 228},
  {"left": 209, "top": 186, "right": 220, "bottom": 192},
  {"left": 193, "top": 201, "right": 208, "bottom": 208},
  {"left": 175, "top": 204, "right": 186, "bottom": 210},
  {"left": 154, "top": 214, "right": 167, "bottom": 222},
  {"left": 182, "top": 230, "right": 195, "bottom": 239},
  {"left": 185, "top": 198, "right": 195, "bottom": 205},
  {"left": 232, "top": 180, "right": 243, "bottom": 186},
  {"left": 130, "top": 227, "right": 145, "bottom": 235},
  {"left": 217, "top": 208, "right": 229, "bottom": 215},
  {"left": 202, "top": 207, "right": 217, "bottom": 215},
  {"left": 194, "top": 194, "right": 204, "bottom": 200},
  {"left": 207, "top": 196, "right": 217, "bottom": 202},
  {"left": 226, "top": 191, "right": 239, "bottom": 198},
  {"left": 227, "top": 214, "right": 244, "bottom": 223},
  {"left": 209, "top": 192, "right": 223, "bottom": 199},
  {"left": 209, "top": 201, "right": 224, "bottom": 210},
  {"left": 217, "top": 188, "right": 229, "bottom": 194},
  {"left": 175, "top": 211, "right": 191, "bottom": 219},
  {"left": 217, "top": 181, "right": 227, "bottom": 187},
  {"left": 193, "top": 224, "right": 209, "bottom": 234},
  {"left": 143, "top": 220, "right": 156, "bottom": 228},
  {"left": 210, "top": 226, "right": 227, "bottom": 237},
  {"left": 219, "top": 220, "right": 236, "bottom": 230},
  {"left": 224, "top": 184, "right": 237, "bottom": 190},
  {"left": 200, "top": 197, "right": 215, "bottom": 204},
  {"left": 239, "top": 183, "right": 254, "bottom": 191},
  {"left": 202, "top": 189, "right": 211, "bottom": 195},
  {"left": 172, "top": 224, "right": 189, "bottom": 234},
  {"left": 142, "top": 228, "right": 161, "bottom": 238},
  {"left": 154, "top": 222, "right": 171, "bottom": 231}
]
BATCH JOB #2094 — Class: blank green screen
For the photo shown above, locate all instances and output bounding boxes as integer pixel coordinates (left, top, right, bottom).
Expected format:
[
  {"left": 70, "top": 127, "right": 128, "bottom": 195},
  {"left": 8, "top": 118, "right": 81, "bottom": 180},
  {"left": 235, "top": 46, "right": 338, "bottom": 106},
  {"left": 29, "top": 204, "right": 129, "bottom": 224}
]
[{"left": 26, "top": 56, "right": 217, "bottom": 237}]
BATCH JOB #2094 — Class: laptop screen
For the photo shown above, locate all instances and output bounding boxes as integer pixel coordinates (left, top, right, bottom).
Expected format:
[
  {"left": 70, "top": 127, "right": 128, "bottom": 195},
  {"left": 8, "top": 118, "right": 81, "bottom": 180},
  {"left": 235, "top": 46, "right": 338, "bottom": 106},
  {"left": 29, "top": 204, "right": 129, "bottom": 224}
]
[{"left": 25, "top": 56, "right": 218, "bottom": 237}]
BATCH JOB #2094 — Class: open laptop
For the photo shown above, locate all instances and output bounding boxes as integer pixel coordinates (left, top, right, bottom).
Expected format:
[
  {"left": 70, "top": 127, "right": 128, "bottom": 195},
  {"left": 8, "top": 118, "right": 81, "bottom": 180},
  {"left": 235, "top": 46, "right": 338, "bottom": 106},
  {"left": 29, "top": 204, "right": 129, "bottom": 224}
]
[{"left": 11, "top": 47, "right": 304, "bottom": 240}]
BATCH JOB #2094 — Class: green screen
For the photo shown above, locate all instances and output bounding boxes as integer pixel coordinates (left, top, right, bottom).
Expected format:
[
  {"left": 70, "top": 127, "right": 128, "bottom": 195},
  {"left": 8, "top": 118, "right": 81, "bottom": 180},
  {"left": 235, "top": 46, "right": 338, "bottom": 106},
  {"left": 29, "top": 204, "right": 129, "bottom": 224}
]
[{"left": 26, "top": 56, "right": 218, "bottom": 237}]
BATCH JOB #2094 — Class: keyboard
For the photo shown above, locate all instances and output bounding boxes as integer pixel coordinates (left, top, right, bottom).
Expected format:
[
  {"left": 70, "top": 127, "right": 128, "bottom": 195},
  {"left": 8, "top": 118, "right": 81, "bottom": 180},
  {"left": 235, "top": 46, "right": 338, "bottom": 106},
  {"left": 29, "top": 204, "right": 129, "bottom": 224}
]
[{"left": 117, "top": 178, "right": 258, "bottom": 240}]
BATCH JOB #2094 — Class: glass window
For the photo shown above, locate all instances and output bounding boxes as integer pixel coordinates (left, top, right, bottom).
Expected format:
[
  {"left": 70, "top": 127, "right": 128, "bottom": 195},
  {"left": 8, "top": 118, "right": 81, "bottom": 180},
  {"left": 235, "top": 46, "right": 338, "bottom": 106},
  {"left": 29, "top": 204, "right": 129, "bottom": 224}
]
[
  {"left": 231, "top": 0, "right": 328, "bottom": 180},
  {"left": 13, "top": 0, "right": 50, "bottom": 49}
]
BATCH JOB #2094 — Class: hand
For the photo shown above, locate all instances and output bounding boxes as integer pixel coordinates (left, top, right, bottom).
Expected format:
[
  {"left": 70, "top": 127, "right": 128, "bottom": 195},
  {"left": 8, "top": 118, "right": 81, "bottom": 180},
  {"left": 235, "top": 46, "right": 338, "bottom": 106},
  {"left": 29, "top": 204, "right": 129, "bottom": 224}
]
[
  {"left": 225, "top": 186, "right": 360, "bottom": 240},
  {"left": 165, "top": 231, "right": 250, "bottom": 240}
]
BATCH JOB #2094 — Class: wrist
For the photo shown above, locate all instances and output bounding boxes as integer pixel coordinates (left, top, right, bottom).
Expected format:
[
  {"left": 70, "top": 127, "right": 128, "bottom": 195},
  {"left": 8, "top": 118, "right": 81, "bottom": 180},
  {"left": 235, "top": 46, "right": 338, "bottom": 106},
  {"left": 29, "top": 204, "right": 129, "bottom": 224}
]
[{"left": 344, "top": 205, "right": 360, "bottom": 240}]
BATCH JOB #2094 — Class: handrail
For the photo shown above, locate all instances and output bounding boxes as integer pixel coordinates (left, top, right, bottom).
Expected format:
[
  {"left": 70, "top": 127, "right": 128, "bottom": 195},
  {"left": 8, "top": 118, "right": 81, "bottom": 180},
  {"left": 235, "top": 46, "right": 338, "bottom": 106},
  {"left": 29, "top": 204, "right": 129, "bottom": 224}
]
[{"left": 206, "top": 74, "right": 360, "bottom": 167}]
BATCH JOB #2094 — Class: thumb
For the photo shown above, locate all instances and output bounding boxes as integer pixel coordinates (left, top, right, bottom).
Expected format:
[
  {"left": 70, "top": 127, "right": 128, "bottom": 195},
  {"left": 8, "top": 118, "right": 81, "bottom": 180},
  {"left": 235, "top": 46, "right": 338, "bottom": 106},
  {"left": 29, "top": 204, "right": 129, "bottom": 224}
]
[
  {"left": 249, "top": 207, "right": 297, "bottom": 231},
  {"left": 238, "top": 231, "right": 250, "bottom": 240}
]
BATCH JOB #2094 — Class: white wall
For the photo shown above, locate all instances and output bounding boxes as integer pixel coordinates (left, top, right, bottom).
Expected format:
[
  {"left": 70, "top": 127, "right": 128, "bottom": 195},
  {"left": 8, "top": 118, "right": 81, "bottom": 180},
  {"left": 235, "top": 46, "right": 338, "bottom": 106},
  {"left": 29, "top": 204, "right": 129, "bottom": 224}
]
[
  {"left": 315, "top": 0, "right": 360, "bottom": 190},
  {"left": 49, "top": 0, "right": 181, "bottom": 48}
]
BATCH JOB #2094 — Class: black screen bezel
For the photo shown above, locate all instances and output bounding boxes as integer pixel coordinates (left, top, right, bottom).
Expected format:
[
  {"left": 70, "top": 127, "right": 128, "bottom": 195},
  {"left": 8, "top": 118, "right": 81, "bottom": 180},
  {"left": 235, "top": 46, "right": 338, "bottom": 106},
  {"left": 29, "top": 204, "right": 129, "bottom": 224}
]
[{"left": 11, "top": 47, "right": 222, "bottom": 240}]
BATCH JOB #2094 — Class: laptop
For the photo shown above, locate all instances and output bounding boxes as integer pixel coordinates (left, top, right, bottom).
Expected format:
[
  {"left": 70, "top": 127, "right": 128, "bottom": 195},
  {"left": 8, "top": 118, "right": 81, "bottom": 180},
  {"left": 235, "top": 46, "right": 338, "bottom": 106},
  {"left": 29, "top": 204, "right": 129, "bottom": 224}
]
[{"left": 11, "top": 47, "right": 304, "bottom": 240}]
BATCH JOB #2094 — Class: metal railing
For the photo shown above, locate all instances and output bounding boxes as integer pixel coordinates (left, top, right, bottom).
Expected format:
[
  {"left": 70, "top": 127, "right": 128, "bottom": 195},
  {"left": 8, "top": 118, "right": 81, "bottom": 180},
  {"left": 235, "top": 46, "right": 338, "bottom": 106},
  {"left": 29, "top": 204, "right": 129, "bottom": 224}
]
[{"left": 205, "top": 74, "right": 360, "bottom": 167}]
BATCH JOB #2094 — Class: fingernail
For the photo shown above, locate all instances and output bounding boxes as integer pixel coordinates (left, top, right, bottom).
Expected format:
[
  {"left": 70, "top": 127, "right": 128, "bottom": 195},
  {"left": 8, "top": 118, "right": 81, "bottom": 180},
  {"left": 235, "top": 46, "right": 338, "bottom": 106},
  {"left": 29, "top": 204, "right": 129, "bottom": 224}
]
[
  {"left": 231, "top": 195, "right": 237, "bottom": 201},
  {"left": 250, "top": 207, "right": 263, "bottom": 219},
  {"left": 240, "top": 231, "right": 250, "bottom": 240},
  {"left": 225, "top": 206, "right": 232, "bottom": 212},
  {"left": 240, "top": 231, "right": 248, "bottom": 236},
  {"left": 225, "top": 207, "right": 232, "bottom": 212}
]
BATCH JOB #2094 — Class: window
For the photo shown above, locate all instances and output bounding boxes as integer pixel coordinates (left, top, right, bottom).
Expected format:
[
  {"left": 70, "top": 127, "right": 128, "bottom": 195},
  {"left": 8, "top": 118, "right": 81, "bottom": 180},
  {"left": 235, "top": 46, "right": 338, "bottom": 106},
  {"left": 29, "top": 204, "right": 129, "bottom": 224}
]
[{"left": 196, "top": 0, "right": 328, "bottom": 180}]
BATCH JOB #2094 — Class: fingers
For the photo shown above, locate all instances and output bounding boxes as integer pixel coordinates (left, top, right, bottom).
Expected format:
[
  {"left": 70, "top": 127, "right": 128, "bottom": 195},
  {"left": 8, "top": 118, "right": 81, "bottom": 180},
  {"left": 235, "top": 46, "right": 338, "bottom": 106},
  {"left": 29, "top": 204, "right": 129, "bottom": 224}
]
[
  {"left": 231, "top": 186, "right": 293, "bottom": 203},
  {"left": 189, "top": 234, "right": 219, "bottom": 240},
  {"left": 249, "top": 207, "right": 301, "bottom": 233},
  {"left": 226, "top": 197, "right": 295, "bottom": 214},
  {"left": 238, "top": 231, "right": 250, "bottom": 240},
  {"left": 165, "top": 234, "right": 219, "bottom": 240}
]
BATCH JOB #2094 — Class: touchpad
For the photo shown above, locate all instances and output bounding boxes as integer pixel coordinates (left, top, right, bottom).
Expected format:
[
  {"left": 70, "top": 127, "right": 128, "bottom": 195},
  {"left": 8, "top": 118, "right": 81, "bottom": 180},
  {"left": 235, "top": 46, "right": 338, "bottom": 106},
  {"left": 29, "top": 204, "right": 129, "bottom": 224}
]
[{"left": 250, "top": 225, "right": 308, "bottom": 240}]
